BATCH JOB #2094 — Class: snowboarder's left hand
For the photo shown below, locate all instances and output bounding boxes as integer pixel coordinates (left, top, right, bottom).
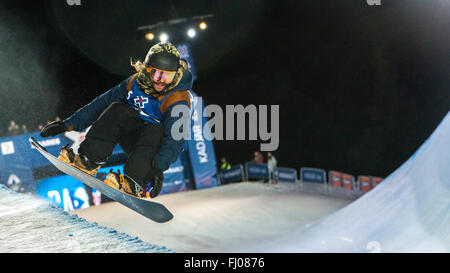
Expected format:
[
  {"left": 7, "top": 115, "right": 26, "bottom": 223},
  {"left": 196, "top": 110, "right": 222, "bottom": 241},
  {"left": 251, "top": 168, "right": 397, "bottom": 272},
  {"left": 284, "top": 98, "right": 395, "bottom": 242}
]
[
  {"left": 149, "top": 167, "right": 164, "bottom": 198},
  {"left": 40, "top": 121, "right": 68, "bottom": 137}
]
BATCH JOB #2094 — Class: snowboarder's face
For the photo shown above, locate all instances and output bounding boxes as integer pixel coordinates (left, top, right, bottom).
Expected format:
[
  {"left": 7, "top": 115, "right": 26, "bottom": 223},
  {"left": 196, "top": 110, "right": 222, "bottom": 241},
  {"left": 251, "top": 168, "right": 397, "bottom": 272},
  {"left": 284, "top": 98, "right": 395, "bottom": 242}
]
[
  {"left": 153, "top": 81, "right": 167, "bottom": 92},
  {"left": 147, "top": 67, "right": 176, "bottom": 92}
]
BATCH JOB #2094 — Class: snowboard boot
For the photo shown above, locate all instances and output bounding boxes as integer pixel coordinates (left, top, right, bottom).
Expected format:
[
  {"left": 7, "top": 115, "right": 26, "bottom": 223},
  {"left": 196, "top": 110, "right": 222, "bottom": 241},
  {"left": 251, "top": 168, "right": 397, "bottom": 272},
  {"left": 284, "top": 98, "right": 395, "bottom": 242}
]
[
  {"left": 103, "top": 170, "right": 143, "bottom": 197},
  {"left": 59, "top": 145, "right": 100, "bottom": 177}
]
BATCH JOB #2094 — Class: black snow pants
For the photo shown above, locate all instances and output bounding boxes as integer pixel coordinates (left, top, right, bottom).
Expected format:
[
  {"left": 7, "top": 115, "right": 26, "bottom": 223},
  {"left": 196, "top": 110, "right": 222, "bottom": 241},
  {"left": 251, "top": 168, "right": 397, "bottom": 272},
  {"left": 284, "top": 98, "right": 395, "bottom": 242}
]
[{"left": 78, "top": 102, "right": 164, "bottom": 189}]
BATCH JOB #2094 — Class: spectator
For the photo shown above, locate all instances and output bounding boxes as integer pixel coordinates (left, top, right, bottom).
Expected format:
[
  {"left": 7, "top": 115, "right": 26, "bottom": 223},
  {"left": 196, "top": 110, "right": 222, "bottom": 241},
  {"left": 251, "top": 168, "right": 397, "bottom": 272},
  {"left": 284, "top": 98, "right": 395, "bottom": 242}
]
[
  {"left": 219, "top": 157, "right": 231, "bottom": 171},
  {"left": 251, "top": 151, "right": 264, "bottom": 164},
  {"left": 7, "top": 120, "right": 21, "bottom": 136},
  {"left": 21, "top": 124, "right": 28, "bottom": 134},
  {"left": 267, "top": 152, "right": 277, "bottom": 184}
]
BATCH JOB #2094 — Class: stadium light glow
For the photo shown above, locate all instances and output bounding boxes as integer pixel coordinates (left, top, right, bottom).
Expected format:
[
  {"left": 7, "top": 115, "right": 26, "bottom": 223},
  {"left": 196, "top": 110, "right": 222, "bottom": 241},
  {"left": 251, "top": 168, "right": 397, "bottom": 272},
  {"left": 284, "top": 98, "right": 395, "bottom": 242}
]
[
  {"left": 199, "top": 21, "right": 207, "bottom": 30},
  {"left": 159, "top": 32, "right": 169, "bottom": 42},
  {"left": 145, "top": 33, "right": 154, "bottom": 41},
  {"left": 187, "top": 28, "right": 196, "bottom": 38}
]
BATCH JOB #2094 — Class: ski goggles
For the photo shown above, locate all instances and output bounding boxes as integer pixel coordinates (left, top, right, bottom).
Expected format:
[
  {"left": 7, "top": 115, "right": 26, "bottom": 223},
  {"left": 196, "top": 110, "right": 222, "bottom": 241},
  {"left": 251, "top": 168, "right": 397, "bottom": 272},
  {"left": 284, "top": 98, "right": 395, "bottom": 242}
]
[{"left": 146, "top": 67, "right": 177, "bottom": 84}]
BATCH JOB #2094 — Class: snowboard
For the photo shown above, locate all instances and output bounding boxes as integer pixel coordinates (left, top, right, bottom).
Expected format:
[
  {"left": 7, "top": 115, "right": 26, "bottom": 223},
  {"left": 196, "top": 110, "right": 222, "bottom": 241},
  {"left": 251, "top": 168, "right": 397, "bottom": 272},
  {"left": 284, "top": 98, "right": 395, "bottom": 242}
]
[{"left": 30, "top": 137, "right": 173, "bottom": 223}]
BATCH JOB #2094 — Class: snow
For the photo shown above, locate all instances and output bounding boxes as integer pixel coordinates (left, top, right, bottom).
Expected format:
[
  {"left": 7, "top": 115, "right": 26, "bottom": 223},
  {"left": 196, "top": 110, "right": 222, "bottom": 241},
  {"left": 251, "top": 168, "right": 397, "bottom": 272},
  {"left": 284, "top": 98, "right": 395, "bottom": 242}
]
[
  {"left": 73, "top": 182, "right": 351, "bottom": 252},
  {"left": 0, "top": 185, "right": 172, "bottom": 253}
]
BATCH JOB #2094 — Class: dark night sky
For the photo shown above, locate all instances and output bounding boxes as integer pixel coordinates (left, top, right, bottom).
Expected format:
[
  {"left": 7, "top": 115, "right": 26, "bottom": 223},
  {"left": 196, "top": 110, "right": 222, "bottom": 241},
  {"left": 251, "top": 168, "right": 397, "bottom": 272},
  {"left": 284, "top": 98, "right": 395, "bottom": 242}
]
[{"left": 0, "top": 0, "right": 449, "bottom": 178}]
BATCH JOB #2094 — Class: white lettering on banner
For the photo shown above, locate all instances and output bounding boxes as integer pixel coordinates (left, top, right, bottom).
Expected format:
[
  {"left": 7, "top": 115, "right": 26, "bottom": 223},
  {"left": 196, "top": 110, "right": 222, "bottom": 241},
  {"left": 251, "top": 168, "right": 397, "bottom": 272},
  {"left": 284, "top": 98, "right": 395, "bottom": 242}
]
[
  {"left": 47, "top": 188, "right": 90, "bottom": 211},
  {"left": 193, "top": 125, "right": 203, "bottom": 141},
  {"left": 278, "top": 172, "right": 295, "bottom": 180},
  {"left": 304, "top": 172, "right": 323, "bottom": 181},
  {"left": 164, "top": 166, "right": 184, "bottom": 174},
  {"left": 30, "top": 138, "right": 61, "bottom": 149},
  {"left": 74, "top": 187, "right": 90, "bottom": 209},
  {"left": 191, "top": 121, "right": 208, "bottom": 163},
  {"left": 62, "top": 189, "right": 74, "bottom": 211},
  {"left": 7, "top": 174, "right": 21, "bottom": 191},
  {"left": 1, "top": 141, "right": 15, "bottom": 155},
  {"left": 196, "top": 142, "right": 208, "bottom": 163},
  {"left": 48, "top": 190, "right": 62, "bottom": 205},
  {"left": 249, "top": 166, "right": 267, "bottom": 174},
  {"left": 223, "top": 169, "right": 242, "bottom": 179}
]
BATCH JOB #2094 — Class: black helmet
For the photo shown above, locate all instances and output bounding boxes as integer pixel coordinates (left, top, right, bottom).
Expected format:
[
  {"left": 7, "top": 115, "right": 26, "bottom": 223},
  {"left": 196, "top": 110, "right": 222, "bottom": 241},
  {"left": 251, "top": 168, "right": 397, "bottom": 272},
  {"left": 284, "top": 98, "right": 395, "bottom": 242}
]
[{"left": 144, "top": 42, "right": 181, "bottom": 72}]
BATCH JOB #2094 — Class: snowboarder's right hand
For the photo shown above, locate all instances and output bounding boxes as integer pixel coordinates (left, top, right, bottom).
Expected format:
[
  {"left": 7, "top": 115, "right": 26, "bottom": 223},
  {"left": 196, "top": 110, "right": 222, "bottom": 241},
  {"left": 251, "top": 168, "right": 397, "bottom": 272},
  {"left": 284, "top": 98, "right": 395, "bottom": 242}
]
[
  {"left": 149, "top": 167, "right": 164, "bottom": 198},
  {"left": 40, "top": 121, "right": 68, "bottom": 137}
]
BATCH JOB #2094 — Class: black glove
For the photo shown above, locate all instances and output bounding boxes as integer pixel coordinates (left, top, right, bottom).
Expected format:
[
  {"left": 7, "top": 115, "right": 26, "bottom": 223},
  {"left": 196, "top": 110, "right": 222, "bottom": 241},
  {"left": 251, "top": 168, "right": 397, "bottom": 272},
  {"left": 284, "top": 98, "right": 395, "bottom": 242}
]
[
  {"left": 148, "top": 167, "right": 164, "bottom": 198},
  {"left": 40, "top": 121, "right": 68, "bottom": 137}
]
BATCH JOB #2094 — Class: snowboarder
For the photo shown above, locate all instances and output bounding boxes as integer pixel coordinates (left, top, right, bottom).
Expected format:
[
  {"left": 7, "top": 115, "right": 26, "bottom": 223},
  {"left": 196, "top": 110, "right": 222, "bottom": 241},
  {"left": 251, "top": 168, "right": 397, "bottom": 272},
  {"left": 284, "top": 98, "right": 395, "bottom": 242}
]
[{"left": 40, "top": 41, "right": 193, "bottom": 198}]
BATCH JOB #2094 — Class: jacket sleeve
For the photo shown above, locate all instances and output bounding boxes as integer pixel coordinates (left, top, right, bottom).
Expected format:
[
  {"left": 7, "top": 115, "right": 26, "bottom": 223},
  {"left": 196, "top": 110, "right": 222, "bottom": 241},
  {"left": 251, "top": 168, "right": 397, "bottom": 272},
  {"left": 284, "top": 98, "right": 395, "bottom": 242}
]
[
  {"left": 62, "top": 76, "right": 131, "bottom": 131},
  {"left": 153, "top": 99, "right": 191, "bottom": 171}
]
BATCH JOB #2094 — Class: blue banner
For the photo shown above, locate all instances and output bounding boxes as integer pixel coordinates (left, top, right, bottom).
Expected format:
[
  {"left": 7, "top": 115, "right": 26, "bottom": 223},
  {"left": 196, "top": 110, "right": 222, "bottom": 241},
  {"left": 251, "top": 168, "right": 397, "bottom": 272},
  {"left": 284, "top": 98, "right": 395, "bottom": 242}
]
[
  {"left": 177, "top": 43, "right": 197, "bottom": 81},
  {"left": 300, "top": 167, "right": 327, "bottom": 184},
  {"left": 220, "top": 164, "right": 244, "bottom": 184},
  {"left": 36, "top": 175, "right": 91, "bottom": 211},
  {"left": 159, "top": 157, "right": 187, "bottom": 195},
  {"left": 245, "top": 162, "right": 269, "bottom": 180},
  {"left": 0, "top": 130, "right": 191, "bottom": 196},
  {"left": 0, "top": 133, "right": 73, "bottom": 192},
  {"left": 273, "top": 167, "right": 297, "bottom": 183},
  {"left": 186, "top": 92, "right": 218, "bottom": 189}
]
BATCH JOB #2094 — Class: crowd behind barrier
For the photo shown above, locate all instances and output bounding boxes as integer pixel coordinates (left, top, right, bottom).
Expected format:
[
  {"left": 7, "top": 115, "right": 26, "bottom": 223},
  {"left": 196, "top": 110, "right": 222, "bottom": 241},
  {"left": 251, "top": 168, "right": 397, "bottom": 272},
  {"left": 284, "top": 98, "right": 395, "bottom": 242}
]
[{"left": 218, "top": 160, "right": 383, "bottom": 200}]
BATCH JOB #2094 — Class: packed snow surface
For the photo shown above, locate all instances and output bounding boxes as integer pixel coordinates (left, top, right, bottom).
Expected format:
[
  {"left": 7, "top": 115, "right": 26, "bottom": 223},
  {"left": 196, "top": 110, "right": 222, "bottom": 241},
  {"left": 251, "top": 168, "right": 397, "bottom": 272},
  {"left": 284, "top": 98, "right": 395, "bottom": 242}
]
[
  {"left": 0, "top": 185, "right": 172, "bottom": 253},
  {"left": 74, "top": 182, "right": 351, "bottom": 252}
]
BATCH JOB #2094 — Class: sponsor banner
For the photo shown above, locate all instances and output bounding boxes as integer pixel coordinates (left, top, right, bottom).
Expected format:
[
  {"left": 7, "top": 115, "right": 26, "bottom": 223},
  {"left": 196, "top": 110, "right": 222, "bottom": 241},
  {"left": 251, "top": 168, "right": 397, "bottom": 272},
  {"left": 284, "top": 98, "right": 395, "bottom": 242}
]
[
  {"left": 180, "top": 148, "right": 195, "bottom": 190},
  {"left": 36, "top": 175, "right": 91, "bottom": 211},
  {"left": 273, "top": 167, "right": 297, "bottom": 183},
  {"left": 329, "top": 170, "right": 355, "bottom": 189},
  {"left": 220, "top": 164, "right": 244, "bottom": 184},
  {"left": 176, "top": 43, "right": 197, "bottom": 81},
  {"left": 186, "top": 92, "right": 218, "bottom": 189},
  {"left": 357, "top": 175, "right": 383, "bottom": 192},
  {"left": 0, "top": 133, "right": 70, "bottom": 168},
  {"left": 329, "top": 170, "right": 343, "bottom": 188},
  {"left": 358, "top": 176, "right": 372, "bottom": 192},
  {"left": 300, "top": 167, "right": 327, "bottom": 184},
  {"left": 159, "top": 157, "right": 187, "bottom": 195},
  {"left": 0, "top": 166, "right": 35, "bottom": 193},
  {"left": 245, "top": 162, "right": 269, "bottom": 180},
  {"left": 0, "top": 132, "right": 124, "bottom": 194},
  {"left": 342, "top": 173, "right": 355, "bottom": 190},
  {"left": 371, "top": 176, "right": 383, "bottom": 187}
]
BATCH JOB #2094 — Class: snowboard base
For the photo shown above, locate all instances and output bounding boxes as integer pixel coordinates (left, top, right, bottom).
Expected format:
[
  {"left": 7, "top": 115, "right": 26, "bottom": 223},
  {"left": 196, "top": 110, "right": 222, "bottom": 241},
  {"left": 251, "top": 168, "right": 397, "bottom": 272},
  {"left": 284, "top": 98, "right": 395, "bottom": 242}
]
[{"left": 30, "top": 137, "right": 173, "bottom": 223}]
